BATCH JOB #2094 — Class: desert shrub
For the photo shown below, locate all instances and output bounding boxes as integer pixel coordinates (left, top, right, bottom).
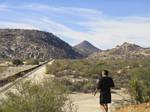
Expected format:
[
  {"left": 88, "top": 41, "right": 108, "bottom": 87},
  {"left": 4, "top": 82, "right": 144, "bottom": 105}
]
[
  {"left": 12, "top": 59, "right": 23, "bottom": 66},
  {"left": 0, "top": 80, "right": 77, "bottom": 112},
  {"left": 58, "top": 78, "right": 83, "bottom": 92},
  {"left": 129, "top": 65, "right": 150, "bottom": 103},
  {"left": 25, "top": 59, "right": 39, "bottom": 65},
  {"left": 46, "top": 59, "right": 107, "bottom": 78},
  {"left": 143, "top": 89, "right": 150, "bottom": 102},
  {"left": 0, "top": 53, "right": 8, "bottom": 59},
  {"left": 46, "top": 59, "right": 150, "bottom": 90},
  {"left": 82, "top": 81, "right": 96, "bottom": 93},
  {"left": 46, "top": 59, "right": 129, "bottom": 90},
  {"left": 58, "top": 78, "right": 96, "bottom": 93},
  {"left": 130, "top": 79, "right": 143, "bottom": 103}
]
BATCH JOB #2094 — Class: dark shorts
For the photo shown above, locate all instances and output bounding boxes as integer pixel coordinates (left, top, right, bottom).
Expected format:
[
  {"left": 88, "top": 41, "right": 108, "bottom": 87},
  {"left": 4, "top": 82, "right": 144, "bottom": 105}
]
[{"left": 99, "top": 92, "right": 111, "bottom": 104}]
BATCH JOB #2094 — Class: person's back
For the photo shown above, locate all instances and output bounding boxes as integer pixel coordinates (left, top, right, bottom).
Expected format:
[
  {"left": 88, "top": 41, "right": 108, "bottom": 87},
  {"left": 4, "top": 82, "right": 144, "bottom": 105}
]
[
  {"left": 98, "top": 76, "right": 114, "bottom": 93},
  {"left": 94, "top": 70, "right": 115, "bottom": 112}
]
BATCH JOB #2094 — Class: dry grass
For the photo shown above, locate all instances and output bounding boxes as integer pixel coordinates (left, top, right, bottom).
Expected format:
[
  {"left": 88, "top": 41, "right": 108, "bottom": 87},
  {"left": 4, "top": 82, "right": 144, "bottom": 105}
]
[
  {"left": 0, "top": 65, "right": 36, "bottom": 79},
  {"left": 0, "top": 66, "right": 7, "bottom": 74},
  {"left": 115, "top": 103, "right": 150, "bottom": 112}
]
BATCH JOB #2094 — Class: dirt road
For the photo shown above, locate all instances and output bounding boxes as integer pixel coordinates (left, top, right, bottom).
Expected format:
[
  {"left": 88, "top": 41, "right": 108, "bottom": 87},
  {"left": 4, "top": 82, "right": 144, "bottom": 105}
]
[{"left": 70, "top": 89, "right": 131, "bottom": 112}]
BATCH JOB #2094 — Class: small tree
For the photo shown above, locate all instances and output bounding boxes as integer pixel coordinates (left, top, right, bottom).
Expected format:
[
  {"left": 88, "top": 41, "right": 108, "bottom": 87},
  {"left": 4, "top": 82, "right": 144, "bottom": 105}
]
[
  {"left": 130, "top": 79, "right": 143, "bottom": 103},
  {"left": 130, "top": 66, "right": 150, "bottom": 103},
  {"left": 12, "top": 59, "right": 23, "bottom": 66}
]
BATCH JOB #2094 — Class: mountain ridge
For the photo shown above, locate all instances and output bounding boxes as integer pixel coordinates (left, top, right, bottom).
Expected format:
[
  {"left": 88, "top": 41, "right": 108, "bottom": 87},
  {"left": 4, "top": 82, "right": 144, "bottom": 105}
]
[
  {"left": 0, "top": 29, "right": 83, "bottom": 60},
  {"left": 74, "top": 40, "right": 100, "bottom": 57},
  {"left": 89, "top": 42, "right": 150, "bottom": 60}
]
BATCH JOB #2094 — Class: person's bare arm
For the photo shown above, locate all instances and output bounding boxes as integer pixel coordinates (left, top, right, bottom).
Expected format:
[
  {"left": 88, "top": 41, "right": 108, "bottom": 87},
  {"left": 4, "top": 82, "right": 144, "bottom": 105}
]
[
  {"left": 94, "top": 79, "right": 101, "bottom": 96},
  {"left": 94, "top": 88, "right": 98, "bottom": 96}
]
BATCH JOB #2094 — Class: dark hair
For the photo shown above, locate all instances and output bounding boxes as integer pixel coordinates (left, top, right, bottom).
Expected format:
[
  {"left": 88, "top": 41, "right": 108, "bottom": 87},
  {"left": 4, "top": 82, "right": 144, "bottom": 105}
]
[{"left": 103, "top": 70, "right": 109, "bottom": 76}]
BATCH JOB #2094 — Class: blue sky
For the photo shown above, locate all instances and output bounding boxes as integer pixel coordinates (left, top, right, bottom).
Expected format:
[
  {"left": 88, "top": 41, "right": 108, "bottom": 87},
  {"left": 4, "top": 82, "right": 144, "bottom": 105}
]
[{"left": 0, "top": 0, "right": 150, "bottom": 49}]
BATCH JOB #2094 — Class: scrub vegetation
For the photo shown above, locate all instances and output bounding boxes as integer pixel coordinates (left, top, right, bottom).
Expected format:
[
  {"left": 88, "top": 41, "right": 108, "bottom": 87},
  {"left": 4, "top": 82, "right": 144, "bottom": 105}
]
[
  {"left": 0, "top": 80, "right": 77, "bottom": 112},
  {"left": 46, "top": 59, "right": 150, "bottom": 103}
]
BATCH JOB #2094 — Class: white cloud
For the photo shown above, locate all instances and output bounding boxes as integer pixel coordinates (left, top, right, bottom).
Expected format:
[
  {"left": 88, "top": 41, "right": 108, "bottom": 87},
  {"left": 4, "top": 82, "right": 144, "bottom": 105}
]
[
  {"left": 77, "top": 16, "right": 150, "bottom": 49},
  {"left": 0, "top": 3, "right": 150, "bottom": 49},
  {"left": 0, "top": 21, "right": 38, "bottom": 29},
  {"left": 21, "top": 3, "right": 102, "bottom": 16}
]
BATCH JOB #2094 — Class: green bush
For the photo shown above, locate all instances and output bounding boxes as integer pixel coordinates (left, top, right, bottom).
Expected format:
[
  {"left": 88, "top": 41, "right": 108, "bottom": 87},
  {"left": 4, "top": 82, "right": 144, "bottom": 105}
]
[
  {"left": 143, "top": 89, "right": 150, "bottom": 102},
  {"left": 0, "top": 53, "right": 8, "bottom": 59},
  {"left": 130, "top": 79, "right": 143, "bottom": 103},
  {"left": 82, "top": 81, "right": 96, "bottom": 93},
  {"left": 45, "top": 59, "right": 130, "bottom": 90},
  {"left": 58, "top": 78, "right": 96, "bottom": 93},
  {"left": 25, "top": 59, "right": 39, "bottom": 65},
  {"left": 46, "top": 59, "right": 107, "bottom": 78},
  {"left": 46, "top": 59, "right": 150, "bottom": 90},
  {"left": 129, "top": 65, "right": 150, "bottom": 103},
  {"left": 0, "top": 80, "right": 77, "bottom": 112},
  {"left": 12, "top": 59, "right": 23, "bottom": 66}
]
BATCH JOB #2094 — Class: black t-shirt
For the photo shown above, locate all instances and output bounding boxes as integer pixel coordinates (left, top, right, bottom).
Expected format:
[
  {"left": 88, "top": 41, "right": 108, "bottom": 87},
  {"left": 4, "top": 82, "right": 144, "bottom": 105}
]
[{"left": 97, "top": 76, "right": 115, "bottom": 93}]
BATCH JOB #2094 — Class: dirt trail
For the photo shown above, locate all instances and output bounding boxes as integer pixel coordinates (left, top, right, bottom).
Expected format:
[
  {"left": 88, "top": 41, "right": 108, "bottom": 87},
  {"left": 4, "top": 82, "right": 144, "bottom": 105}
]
[{"left": 70, "top": 89, "right": 131, "bottom": 112}]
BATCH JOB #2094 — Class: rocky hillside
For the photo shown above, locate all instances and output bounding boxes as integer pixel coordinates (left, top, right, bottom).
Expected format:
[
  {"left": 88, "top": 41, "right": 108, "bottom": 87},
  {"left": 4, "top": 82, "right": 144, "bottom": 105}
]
[
  {"left": 89, "top": 42, "right": 150, "bottom": 60},
  {"left": 74, "top": 40, "right": 100, "bottom": 57},
  {"left": 0, "top": 29, "right": 82, "bottom": 60}
]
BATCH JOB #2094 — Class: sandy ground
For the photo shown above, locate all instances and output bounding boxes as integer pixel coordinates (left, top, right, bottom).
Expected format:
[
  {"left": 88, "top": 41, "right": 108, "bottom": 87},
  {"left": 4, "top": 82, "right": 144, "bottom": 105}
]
[{"left": 70, "top": 89, "right": 131, "bottom": 112}]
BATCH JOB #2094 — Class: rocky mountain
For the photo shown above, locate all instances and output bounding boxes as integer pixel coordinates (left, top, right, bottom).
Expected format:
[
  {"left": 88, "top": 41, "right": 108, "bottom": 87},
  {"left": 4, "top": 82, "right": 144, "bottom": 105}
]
[
  {"left": 0, "top": 29, "right": 83, "bottom": 60},
  {"left": 89, "top": 42, "right": 150, "bottom": 60},
  {"left": 74, "top": 40, "right": 100, "bottom": 57}
]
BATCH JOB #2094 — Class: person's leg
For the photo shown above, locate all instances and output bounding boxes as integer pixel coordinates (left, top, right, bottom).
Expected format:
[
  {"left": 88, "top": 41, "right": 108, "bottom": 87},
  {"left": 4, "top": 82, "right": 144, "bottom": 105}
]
[
  {"left": 100, "top": 104, "right": 106, "bottom": 112},
  {"left": 103, "top": 104, "right": 108, "bottom": 112}
]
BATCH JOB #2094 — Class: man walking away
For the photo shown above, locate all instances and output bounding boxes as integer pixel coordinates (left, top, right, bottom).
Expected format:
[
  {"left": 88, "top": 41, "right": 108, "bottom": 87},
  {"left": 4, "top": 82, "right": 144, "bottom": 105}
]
[{"left": 94, "top": 70, "right": 115, "bottom": 112}]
